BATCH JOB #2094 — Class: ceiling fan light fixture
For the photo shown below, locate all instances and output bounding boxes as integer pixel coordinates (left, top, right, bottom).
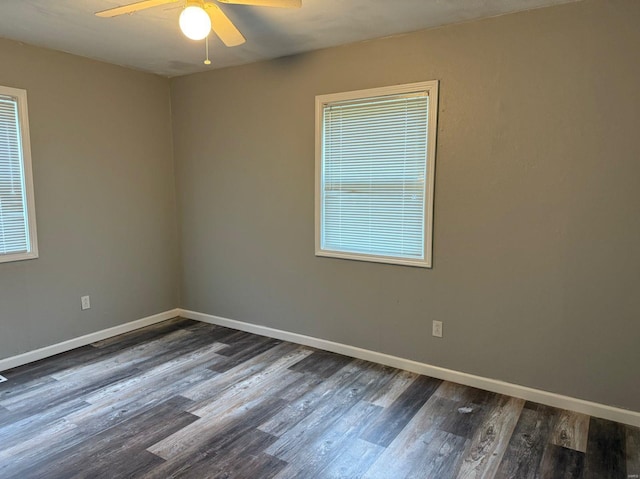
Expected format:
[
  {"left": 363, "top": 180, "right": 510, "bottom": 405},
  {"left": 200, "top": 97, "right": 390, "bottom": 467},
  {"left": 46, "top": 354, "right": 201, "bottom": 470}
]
[{"left": 179, "top": 5, "right": 211, "bottom": 40}]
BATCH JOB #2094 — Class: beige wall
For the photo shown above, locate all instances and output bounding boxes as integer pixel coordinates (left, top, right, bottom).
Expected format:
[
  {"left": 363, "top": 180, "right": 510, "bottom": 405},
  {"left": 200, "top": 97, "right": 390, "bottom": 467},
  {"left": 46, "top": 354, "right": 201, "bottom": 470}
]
[
  {"left": 0, "top": 39, "right": 179, "bottom": 358},
  {"left": 171, "top": 0, "right": 640, "bottom": 411}
]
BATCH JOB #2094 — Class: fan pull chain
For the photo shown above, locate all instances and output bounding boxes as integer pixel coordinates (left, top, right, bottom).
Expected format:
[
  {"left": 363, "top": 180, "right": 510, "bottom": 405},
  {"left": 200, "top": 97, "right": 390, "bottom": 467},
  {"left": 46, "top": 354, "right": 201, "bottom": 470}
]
[{"left": 204, "top": 34, "right": 211, "bottom": 65}]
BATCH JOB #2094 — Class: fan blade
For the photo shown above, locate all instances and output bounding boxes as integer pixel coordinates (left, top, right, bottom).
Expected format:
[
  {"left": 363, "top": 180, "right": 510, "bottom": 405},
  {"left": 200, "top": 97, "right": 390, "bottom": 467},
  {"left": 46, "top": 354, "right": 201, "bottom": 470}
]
[
  {"left": 204, "top": 3, "right": 246, "bottom": 47},
  {"left": 96, "top": 0, "right": 180, "bottom": 18},
  {"left": 217, "top": 0, "right": 301, "bottom": 8}
]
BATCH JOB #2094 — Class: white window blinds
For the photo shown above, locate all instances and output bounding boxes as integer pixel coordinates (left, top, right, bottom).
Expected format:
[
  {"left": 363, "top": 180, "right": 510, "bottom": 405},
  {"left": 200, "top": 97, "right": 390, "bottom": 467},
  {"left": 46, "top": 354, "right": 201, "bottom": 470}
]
[
  {"left": 0, "top": 90, "right": 36, "bottom": 261},
  {"left": 316, "top": 82, "right": 437, "bottom": 267}
]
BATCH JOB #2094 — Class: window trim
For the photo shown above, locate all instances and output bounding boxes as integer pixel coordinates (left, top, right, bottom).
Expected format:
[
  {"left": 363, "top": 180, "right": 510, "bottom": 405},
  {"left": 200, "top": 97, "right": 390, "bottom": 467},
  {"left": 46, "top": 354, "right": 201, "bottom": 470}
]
[
  {"left": 314, "top": 81, "right": 439, "bottom": 268},
  {"left": 0, "top": 85, "right": 38, "bottom": 264}
]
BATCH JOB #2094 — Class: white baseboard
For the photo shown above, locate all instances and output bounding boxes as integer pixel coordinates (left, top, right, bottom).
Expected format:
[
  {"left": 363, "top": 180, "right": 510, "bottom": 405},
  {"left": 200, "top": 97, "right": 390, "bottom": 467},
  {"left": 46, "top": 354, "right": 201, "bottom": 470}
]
[
  {"left": 180, "top": 308, "right": 640, "bottom": 428},
  {"left": 2, "top": 306, "right": 637, "bottom": 427},
  {"left": 0, "top": 309, "right": 181, "bottom": 372}
]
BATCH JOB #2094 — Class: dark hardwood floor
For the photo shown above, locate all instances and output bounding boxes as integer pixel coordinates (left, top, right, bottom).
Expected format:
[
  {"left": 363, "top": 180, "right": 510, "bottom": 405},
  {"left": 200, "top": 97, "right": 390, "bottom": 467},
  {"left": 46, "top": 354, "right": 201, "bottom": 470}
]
[{"left": 0, "top": 317, "right": 637, "bottom": 478}]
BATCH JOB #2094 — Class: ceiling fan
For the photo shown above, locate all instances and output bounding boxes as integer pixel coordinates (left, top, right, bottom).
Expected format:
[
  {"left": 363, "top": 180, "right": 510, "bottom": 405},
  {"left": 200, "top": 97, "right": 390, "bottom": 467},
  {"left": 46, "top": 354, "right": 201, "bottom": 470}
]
[{"left": 96, "top": 0, "right": 302, "bottom": 47}]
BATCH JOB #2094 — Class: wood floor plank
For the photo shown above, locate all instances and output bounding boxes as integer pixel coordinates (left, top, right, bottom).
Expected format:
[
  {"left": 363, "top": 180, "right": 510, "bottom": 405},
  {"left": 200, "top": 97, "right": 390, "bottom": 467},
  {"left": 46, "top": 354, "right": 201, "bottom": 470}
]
[
  {"left": 0, "top": 417, "right": 79, "bottom": 469},
  {"left": 179, "top": 321, "right": 242, "bottom": 343},
  {"left": 584, "top": 417, "right": 627, "bottom": 479},
  {"left": 551, "top": 410, "right": 590, "bottom": 453},
  {"left": 0, "top": 318, "right": 189, "bottom": 384},
  {"left": 149, "top": 427, "right": 281, "bottom": 479},
  {"left": 1, "top": 416, "right": 98, "bottom": 477},
  {"left": 455, "top": 395, "right": 525, "bottom": 479},
  {"left": 408, "top": 429, "right": 468, "bottom": 479},
  {"left": 0, "top": 374, "right": 58, "bottom": 404},
  {"left": 0, "top": 398, "right": 89, "bottom": 447},
  {"left": 1, "top": 321, "right": 191, "bottom": 380},
  {"left": 273, "top": 371, "right": 325, "bottom": 402},
  {"left": 183, "top": 343, "right": 310, "bottom": 407},
  {"left": 1, "top": 344, "right": 99, "bottom": 380},
  {"left": 75, "top": 320, "right": 226, "bottom": 383},
  {"left": 539, "top": 444, "right": 585, "bottom": 479},
  {"left": 628, "top": 426, "right": 640, "bottom": 479},
  {"left": 194, "top": 429, "right": 282, "bottom": 479},
  {"left": 145, "top": 395, "right": 288, "bottom": 477},
  {"left": 210, "top": 337, "right": 284, "bottom": 372},
  {"left": 148, "top": 384, "right": 294, "bottom": 461},
  {"left": 2, "top": 329, "right": 198, "bottom": 404},
  {"left": 367, "top": 368, "right": 418, "bottom": 408},
  {"left": 316, "top": 437, "right": 386, "bottom": 479},
  {"left": 0, "top": 318, "right": 633, "bottom": 479},
  {"left": 66, "top": 367, "right": 217, "bottom": 436},
  {"left": 80, "top": 341, "right": 227, "bottom": 406},
  {"left": 288, "top": 349, "right": 355, "bottom": 378},
  {"left": 0, "top": 365, "right": 142, "bottom": 415},
  {"left": 73, "top": 450, "right": 165, "bottom": 479},
  {"left": 16, "top": 396, "right": 197, "bottom": 479},
  {"left": 126, "top": 327, "right": 237, "bottom": 372},
  {"left": 272, "top": 400, "right": 382, "bottom": 478},
  {"left": 210, "top": 331, "right": 283, "bottom": 373},
  {"left": 439, "top": 385, "right": 499, "bottom": 440},
  {"left": 191, "top": 346, "right": 312, "bottom": 418},
  {"left": 264, "top": 361, "right": 392, "bottom": 460},
  {"left": 214, "top": 330, "right": 264, "bottom": 355},
  {"left": 363, "top": 392, "right": 466, "bottom": 479},
  {"left": 90, "top": 316, "right": 189, "bottom": 349},
  {"left": 259, "top": 359, "right": 370, "bottom": 437},
  {"left": 182, "top": 342, "right": 307, "bottom": 403},
  {"left": 0, "top": 343, "right": 137, "bottom": 400},
  {"left": 494, "top": 402, "right": 560, "bottom": 479},
  {"left": 231, "top": 453, "right": 289, "bottom": 479},
  {"left": 360, "top": 374, "right": 443, "bottom": 447},
  {"left": 3, "top": 408, "right": 157, "bottom": 478}
]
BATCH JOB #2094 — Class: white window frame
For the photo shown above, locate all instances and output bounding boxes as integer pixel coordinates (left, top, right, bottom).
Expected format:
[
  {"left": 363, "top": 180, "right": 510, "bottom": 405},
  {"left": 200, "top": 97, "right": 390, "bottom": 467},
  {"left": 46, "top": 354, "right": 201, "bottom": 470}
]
[
  {"left": 315, "top": 81, "right": 439, "bottom": 268},
  {"left": 0, "top": 85, "right": 38, "bottom": 264}
]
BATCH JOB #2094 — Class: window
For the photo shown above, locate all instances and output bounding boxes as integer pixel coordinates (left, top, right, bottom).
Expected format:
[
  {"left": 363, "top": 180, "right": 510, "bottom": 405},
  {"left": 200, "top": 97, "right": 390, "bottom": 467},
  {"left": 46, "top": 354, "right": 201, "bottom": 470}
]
[
  {"left": 315, "top": 81, "right": 438, "bottom": 268},
  {"left": 0, "top": 85, "right": 38, "bottom": 263}
]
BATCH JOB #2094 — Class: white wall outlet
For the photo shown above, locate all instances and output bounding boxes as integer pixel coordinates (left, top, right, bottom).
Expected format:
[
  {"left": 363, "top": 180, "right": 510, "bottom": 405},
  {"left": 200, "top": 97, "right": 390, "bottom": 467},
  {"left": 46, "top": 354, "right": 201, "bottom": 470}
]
[
  {"left": 432, "top": 320, "right": 443, "bottom": 338},
  {"left": 81, "top": 295, "right": 91, "bottom": 310}
]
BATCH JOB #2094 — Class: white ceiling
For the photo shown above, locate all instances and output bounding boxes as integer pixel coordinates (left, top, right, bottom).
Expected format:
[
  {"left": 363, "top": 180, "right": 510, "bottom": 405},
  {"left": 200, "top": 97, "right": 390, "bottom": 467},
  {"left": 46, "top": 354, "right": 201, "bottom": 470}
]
[{"left": 0, "top": 0, "right": 577, "bottom": 77}]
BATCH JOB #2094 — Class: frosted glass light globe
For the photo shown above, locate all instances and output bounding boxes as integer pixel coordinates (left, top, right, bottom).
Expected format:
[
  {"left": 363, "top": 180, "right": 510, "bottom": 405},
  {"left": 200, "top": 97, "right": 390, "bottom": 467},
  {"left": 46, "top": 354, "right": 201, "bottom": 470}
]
[{"left": 179, "top": 6, "right": 211, "bottom": 41}]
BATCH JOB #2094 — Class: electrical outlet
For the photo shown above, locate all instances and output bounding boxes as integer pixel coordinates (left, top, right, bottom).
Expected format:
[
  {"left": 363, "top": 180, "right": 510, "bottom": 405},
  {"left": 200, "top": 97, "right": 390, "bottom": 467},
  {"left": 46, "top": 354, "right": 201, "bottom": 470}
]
[
  {"left": 81, "top": 295, "right": 91, "bottom": 310},
  {"left": 432, "top": 320, "right": 443, "bottom": 338}
]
